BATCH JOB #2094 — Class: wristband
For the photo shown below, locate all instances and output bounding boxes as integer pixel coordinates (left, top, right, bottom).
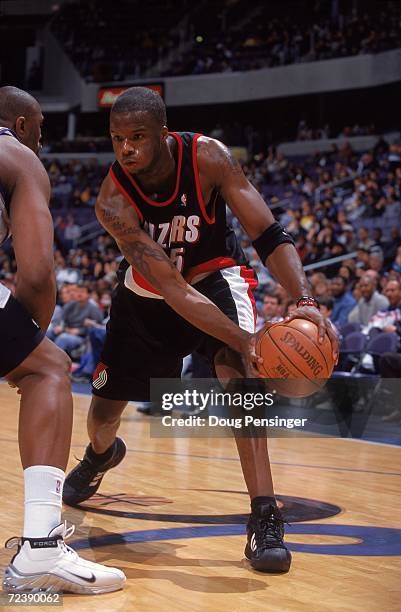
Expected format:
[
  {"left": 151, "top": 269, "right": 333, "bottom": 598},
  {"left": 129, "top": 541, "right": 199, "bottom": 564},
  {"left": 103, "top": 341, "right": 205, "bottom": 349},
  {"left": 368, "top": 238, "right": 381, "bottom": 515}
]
[{"left": 296, "top": 296, "right": 319, "bottom": 309}]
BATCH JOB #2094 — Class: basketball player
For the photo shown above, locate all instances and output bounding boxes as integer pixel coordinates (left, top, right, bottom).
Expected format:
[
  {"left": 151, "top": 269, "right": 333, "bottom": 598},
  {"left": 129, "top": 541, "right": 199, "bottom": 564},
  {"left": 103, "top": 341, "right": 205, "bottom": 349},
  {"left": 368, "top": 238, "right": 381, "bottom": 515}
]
[
  {"left": 0, "top": 86, "right": 125, "bottom": 593},
  {"left": 64, "top": 87, "right": 338, "bottom": 573}
]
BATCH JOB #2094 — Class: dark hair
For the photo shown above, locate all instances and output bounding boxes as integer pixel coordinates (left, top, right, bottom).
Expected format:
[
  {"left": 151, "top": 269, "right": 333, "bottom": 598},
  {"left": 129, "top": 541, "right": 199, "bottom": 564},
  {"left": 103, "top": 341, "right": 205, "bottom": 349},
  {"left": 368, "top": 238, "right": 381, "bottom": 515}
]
[
  {"left": 264, "top": 291, "right": 281, "bottom": 304},
  {"left": 332, "top": 275, "right": 346, "bottom": 286},
  {"left": 111, "top": 86, "right": 167, "bottom": 126},
  {"left": 317, "top": 296, "right": 334, "bottom": 311}
]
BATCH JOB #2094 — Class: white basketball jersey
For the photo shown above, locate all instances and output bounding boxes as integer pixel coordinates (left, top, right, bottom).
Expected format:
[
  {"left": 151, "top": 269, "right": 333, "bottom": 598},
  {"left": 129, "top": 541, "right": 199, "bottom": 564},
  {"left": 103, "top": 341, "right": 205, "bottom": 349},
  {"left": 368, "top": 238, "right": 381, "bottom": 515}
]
[{"left": 0, "top": 126, "right": 14, "bottom": 307}]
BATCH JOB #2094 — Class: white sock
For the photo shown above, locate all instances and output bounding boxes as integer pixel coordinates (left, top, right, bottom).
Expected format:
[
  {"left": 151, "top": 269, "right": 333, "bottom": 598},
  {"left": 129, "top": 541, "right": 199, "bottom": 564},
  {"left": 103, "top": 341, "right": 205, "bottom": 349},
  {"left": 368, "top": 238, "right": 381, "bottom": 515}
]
[{"left": 23, "top": 466, "right": 65, "bottom": 538}]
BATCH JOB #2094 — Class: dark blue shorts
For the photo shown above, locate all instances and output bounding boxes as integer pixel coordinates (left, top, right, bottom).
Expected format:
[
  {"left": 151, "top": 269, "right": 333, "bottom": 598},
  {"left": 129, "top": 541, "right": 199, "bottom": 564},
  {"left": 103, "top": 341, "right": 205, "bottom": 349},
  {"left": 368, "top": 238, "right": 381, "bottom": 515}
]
[{"left": 0, "top": 292, "right": 45, "bottom": 377}]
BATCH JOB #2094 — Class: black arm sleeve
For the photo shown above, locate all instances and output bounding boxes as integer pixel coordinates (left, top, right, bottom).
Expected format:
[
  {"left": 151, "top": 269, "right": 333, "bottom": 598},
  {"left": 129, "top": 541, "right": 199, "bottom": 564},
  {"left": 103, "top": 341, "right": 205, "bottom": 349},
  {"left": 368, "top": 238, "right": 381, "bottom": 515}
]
[{"left": 252, "top": 222, "right": 295, "bottom": 263}]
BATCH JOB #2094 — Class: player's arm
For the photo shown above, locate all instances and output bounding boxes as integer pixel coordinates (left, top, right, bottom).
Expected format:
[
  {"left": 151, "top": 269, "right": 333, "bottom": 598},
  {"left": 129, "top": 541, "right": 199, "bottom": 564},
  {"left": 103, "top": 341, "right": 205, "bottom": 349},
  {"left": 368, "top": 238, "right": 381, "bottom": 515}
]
[
  {"left": 197, "top": 137, "right": 338, "bottom": 357},
  {"left": 5, "top": 145, "right": 56, "bottom": 330},
  {"left": 96, "top": 176, "right": 258, "bottom": 370}
]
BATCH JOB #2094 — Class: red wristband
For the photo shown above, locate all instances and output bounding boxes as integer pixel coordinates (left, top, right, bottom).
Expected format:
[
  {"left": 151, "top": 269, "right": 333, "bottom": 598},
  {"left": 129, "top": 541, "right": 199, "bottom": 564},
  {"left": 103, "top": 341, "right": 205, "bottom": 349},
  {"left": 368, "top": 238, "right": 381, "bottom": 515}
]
[{"left": 296, "top": 296, "right": 319, "bottom": 309}]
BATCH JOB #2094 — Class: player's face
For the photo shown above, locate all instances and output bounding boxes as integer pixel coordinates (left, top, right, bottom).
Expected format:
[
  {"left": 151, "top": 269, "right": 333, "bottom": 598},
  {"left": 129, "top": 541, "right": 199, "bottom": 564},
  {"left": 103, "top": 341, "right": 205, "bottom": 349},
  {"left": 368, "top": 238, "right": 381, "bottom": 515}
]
[{"left": 110, "top": 111, "right": 165, "bottom": 174}]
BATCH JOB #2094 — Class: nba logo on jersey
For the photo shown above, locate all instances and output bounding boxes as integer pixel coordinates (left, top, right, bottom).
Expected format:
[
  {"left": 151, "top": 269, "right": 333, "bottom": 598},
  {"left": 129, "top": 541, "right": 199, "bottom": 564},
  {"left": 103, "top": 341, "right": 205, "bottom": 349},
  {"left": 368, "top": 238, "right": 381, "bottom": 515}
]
[{"left": 180, "top": 193, "right": 187, "bottom": 206}]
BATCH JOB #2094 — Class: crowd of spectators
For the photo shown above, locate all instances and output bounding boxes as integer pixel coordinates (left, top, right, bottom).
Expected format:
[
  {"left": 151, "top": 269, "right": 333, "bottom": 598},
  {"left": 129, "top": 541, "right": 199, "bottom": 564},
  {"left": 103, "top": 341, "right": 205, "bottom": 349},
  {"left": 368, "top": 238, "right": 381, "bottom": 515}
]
[
  {"left": 167, "top": 1, "right": 401, "bottom": 76},
  {"left": 51, "top": 0, "right": 401, "bottom": 81},
  {"left": 296, "top": 120, "right": 378, "bottom": 142},
  {"left": 51, "top": 0, "right": 188, "bottom": 82}
]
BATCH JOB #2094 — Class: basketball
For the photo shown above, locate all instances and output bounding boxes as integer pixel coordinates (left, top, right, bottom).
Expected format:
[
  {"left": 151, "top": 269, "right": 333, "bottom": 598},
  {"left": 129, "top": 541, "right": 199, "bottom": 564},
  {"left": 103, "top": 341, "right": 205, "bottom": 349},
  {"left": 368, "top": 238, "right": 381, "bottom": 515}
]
[{"left": 256, "top": 318, "right": 334, "bottom": 398}]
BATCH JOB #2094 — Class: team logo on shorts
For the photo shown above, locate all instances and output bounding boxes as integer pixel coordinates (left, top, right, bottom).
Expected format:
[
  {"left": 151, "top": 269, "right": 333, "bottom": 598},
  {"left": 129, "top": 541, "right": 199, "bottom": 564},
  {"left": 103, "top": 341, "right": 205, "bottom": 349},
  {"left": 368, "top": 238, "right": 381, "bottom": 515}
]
[{"left": 92, "top": 362, "right": 108, "bottom": 389}]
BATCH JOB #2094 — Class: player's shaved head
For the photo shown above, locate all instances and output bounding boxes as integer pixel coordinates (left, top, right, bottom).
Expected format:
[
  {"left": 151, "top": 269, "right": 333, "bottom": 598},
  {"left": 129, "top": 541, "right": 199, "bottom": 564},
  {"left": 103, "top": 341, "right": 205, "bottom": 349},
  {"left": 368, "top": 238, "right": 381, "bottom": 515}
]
[
  {"left": 111, "top": 86, "right": 166, "bottom": 126},
  {"left": 0, "top": 86, "right": 40, "bottom": 124},
  {"left": 0, "top": 86, "right": 43, "bottom": 153}
]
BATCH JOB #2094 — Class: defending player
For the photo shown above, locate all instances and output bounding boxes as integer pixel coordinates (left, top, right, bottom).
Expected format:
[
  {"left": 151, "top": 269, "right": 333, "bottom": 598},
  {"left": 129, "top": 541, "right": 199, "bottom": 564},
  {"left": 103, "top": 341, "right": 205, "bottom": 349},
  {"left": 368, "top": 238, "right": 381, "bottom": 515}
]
[
  {"left": 64, "top": 87, "right": 338, "bottom": 573},
  {"left": 0, "top": 86, "right": 125, "bottom": 594}
]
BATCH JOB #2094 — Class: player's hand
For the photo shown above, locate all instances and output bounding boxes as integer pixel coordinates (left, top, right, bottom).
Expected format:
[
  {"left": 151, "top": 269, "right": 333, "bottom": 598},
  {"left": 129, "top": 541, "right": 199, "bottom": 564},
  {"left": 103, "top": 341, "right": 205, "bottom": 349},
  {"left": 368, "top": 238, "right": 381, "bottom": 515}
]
[
  {"left": 240, "top": 329, "right": 267, "bottom": 378},
  {"left": 284, "top": 306, "right": 339, "bottom": 362}
]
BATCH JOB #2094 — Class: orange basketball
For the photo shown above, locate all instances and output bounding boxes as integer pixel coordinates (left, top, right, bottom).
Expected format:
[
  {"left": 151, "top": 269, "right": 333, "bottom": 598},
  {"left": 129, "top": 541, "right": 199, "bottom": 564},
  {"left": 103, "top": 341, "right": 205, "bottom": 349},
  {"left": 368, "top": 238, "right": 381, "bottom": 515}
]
[{"left": 256, "top": 318, "right": 334, "bottom": 398}]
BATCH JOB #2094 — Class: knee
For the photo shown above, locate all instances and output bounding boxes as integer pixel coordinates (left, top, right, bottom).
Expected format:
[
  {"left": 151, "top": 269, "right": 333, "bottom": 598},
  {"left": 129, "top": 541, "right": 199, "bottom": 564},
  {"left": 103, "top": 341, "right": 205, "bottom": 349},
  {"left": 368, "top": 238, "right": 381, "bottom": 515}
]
[{"left": 40, "top": 345, "right": 71, "bottom": 382}]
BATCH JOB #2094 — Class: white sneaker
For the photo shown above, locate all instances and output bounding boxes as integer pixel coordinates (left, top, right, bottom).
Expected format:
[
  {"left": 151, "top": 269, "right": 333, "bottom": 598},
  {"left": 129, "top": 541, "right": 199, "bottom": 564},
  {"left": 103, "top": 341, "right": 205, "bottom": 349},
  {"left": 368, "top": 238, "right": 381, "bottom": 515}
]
[{"left": 3, "top": 522, "right": 126, "bottom": 595}]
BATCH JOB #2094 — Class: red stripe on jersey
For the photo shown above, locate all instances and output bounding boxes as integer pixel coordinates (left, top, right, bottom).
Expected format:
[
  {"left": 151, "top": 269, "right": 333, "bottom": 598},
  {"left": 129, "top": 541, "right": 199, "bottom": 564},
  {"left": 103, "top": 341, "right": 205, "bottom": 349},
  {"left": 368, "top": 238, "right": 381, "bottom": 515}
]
[
  {"left": 192, "top": 134, "right": 215, "bottom": 225},
  {"left": 185, "top": 256, "right": 237, "bottom": 283},
  {"left": 131, "top": 268, "right": 161, "bottom": 296},
  {"left": 120, "top": 132, "right": 183, "bottom": 207},
  {"left": 239, "top": 266, "right": 257, "bottom": 326},
  {"left": 131, "top": 256, "right": 238, "bottom": 296},
  {"left": 109, "top": 167, "right": 144, "bottom": 222}
]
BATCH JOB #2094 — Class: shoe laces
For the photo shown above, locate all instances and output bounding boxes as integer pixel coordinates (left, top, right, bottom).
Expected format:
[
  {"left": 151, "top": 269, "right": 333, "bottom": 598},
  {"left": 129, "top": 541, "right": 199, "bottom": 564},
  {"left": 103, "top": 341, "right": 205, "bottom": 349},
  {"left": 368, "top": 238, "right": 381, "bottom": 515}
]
[
  {"left": 258, "top": 510, "right": 288, "bottom": 550},
  {"left": 72, "top": 455, "right": 99, "bottom": 482}
]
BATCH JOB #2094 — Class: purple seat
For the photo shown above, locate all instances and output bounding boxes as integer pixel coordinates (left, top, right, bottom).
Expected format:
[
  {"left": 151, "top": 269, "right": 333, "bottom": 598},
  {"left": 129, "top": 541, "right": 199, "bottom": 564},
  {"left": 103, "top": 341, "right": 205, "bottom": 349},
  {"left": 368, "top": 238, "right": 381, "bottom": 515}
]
[
  {"left": 340, "top": 322, "right": 362, "bottom": 337},
  {"left": 365, "top": 332, "right": 399, "bottom": 356},
  {"left": 340, "top": 332, "right": 366, "bottom": 353}
]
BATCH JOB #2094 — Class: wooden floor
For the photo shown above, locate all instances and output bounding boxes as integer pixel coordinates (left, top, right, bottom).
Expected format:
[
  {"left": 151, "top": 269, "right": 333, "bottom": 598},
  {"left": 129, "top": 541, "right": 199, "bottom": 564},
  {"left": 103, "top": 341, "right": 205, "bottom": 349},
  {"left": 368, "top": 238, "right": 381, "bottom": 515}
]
[{"left": 0, "top": 382, "right": 400, "bottom": 611}]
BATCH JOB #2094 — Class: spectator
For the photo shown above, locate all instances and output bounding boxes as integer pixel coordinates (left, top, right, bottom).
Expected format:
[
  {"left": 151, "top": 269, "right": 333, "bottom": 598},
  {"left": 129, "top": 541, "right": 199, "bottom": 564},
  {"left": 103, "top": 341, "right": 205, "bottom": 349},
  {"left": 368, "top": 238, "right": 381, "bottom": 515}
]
[
  {"left": 47, "top": 284, "right": 103, "bottom": 355},
  {"left": 317, "top": 296, "right": 338, "bottom": 335},
  {"left": 256, "top": 292, "right": 282, "bottom": 330},
  {"left": 330, "top": 276, "right": 357, "bottom": 328},
  {"left": 363, "top": 280, "right": 401, "bottom": 335},
  {"left": 368, "top": 250, "right": 384, "bottom": 274},
  {"left": 348, "top": 275, "right": 389, "bottom": 325},
  {"left": 63, "top": 214, "right": 82, "bottom": 250},
  {"left": 357, "top": 227, "right": 375, "bottom": 251}
]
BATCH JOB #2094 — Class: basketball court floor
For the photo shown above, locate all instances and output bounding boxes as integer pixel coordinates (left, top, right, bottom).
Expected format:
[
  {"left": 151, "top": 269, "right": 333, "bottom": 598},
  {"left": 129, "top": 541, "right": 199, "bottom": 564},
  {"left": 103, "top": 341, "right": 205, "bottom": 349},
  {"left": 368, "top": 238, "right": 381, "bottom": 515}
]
[{"left": 0, "top": 381, "right": 400, "bottom": 611}]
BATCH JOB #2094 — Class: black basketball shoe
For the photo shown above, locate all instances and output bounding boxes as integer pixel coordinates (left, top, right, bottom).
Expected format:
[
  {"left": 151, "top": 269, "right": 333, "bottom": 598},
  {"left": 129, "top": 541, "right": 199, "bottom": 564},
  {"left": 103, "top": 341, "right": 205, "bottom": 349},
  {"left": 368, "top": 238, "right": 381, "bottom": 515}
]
[
  {"left": 63, "top": 438, "right": 127, "bottom": 506},
  {"left": 245, "top": 502, "right": 292, "bottom": 572}
]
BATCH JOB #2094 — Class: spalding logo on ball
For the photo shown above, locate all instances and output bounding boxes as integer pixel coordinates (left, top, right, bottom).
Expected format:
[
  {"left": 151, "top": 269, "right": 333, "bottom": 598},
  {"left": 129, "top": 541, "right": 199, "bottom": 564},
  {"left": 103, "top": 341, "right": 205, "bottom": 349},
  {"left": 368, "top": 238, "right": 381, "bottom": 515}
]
[{"left": 256, "top": 318, "right": 335, "bottom": 398}]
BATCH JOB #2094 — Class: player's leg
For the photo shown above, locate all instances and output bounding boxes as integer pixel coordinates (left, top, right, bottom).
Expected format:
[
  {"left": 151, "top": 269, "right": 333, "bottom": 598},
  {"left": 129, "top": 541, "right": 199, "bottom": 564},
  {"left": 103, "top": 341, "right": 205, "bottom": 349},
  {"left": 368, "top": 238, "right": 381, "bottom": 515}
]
[
  {"left": 7, "top": 337, "right": 73, "bottom": 469},
  {"left": 64, "top": 283, "right": 187, "bottom": 506},
  {"left": 88, "top": 396, "right": 128, "bottom": 453},
  {"left": 214, "top": 345, "right": 291, "bottom": 573},
  {"left": 196, "top": 268, "right": 291, "bottom": 572},
  {"left": 63, "top": 394, "right": 128, "bottom": 506},
  {"left": 214, "top": 346, "right": 275, "bottom": 499},
  {"left": 1, "top": 295, "right": 125, "bottom": 593}
]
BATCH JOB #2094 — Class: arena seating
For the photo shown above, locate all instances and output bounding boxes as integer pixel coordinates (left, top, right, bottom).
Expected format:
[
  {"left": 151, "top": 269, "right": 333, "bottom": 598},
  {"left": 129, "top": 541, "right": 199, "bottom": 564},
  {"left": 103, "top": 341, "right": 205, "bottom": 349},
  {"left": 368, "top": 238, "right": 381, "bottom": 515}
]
[{"left": 51, "top": 0, "right": 401, "bottom": 81}]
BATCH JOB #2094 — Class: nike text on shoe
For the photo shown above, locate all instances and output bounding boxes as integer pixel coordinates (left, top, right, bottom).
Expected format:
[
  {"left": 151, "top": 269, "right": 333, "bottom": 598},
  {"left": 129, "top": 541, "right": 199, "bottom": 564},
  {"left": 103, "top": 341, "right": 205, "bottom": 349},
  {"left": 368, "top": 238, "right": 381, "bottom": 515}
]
[
  {"left": 63, "top": 438, "right": 127, "bottom": 506},
  {"left": 3, "top": 522, "right": 126, "bottom": 594},
  {"left": 244, "top": 503, "right": 292, "bottom": 572}
]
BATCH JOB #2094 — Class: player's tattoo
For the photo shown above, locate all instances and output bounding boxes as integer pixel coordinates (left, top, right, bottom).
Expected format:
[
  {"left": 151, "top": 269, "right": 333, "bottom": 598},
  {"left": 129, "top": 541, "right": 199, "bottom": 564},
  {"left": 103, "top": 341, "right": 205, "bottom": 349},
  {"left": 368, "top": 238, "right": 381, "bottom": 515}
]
[
  {"left": 98, "top": 203, "right": 176, "bottom": 290},
  {"left": 198, "top": 138, "right": 243, "bottom": 179},
  {"left": 120, "top": 240, "right": 176, "bottom": 290}
]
